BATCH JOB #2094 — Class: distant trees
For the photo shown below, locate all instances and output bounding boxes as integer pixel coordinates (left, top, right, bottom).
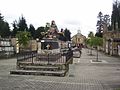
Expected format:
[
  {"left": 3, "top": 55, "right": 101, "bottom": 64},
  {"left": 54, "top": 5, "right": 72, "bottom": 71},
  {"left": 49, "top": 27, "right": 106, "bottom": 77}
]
[
  {"left": 0, "top": 12, "right": 72, "bottom": 41},
  {"left": 111, "top": 0, "right": 120, "bottom": 30},
  {"left": 96, "top": 12, "right": 103, "bottom": 37},
  {"left": 11, "top": 15, "right": 28, "bottom": 37},
  {"left": 58, "top": 29, "right": 66, "bottom": 41},
  {"left": 86, "top": 31, "right": 95, "bottom": 55},
  {"left": 95, "top": 0, "right": 120, "bottom": 36},
  {"left": 35, "top": 26, "right": 45, "bottom": 40},
  {"left": 29, "top": 24, "right": 36, "bottom": 39},
  {"left": 88, "top": 31, "right": 94, "bottom": 38},
  {"left": 64, "top": 28, "right": 71, "bottom": 41},
  {"left": 11, "top": 20, "right": 18, "bottom": 37},
  {"left": 58, "top": 28, "right": 71, "bottom": 41},
  {"left": 0, "top": 13, "right": 11, "bottom": 38},
  {"left": 95, "top": 12, "right": 110, "bottom": 37},
  {"left": 17, "top": 15, "right": 28, "bottom": 32},
  {"left": 11, "top": 15, "right": 45, "bottom": 40}
]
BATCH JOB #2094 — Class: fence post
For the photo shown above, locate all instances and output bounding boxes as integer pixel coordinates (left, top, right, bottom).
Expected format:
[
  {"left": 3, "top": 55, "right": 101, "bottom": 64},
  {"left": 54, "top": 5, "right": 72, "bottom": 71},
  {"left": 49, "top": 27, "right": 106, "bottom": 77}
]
[
  {"left": 32, "top": 52, "right": 33, "bottom": 64},
  {"left": 48, "top": 53, "right": 49, "bottom": 65},
  {"left": 16, "top": 53, "right": 19, "bottom": 69}
]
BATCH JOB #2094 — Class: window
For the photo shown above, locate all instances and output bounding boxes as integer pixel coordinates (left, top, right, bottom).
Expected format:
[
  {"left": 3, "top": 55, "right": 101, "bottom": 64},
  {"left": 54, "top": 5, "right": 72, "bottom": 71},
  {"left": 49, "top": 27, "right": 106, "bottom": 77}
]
[{"left": 41, "top": 42, "right": 59, "bottom": 50}]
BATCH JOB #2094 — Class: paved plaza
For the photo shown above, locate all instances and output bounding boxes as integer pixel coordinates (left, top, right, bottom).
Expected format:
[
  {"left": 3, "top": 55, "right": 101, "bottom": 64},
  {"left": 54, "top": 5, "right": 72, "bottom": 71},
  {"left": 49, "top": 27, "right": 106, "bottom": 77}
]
[{"left": 0, "top": 48, "right": 120, "bottom": 90}]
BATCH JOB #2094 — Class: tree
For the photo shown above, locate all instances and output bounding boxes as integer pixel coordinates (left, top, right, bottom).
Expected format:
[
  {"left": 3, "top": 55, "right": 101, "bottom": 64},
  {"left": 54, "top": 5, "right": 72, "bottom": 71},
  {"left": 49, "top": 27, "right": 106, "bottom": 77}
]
[
  {"left": 0, "top": 13, "right": 4, "bottom": 21},
  {"left": 29, "top": 24, "right": 36, "bottom": 39},
  {"left": 64, "top": 28, "right": 71, "bottom": 41},
  {"left": 86, "top": 37, "right": 95, "bottom": 55},
  {"left": 17, "top": 15, "right": 28, "bottom": 32},
  {"left": 111, "top": 0, "right": 120, "bottom": 30},
  {"left": 35, "top": 26, "right": 45, "bottom": 40},
  {"left": 88, "top": 31, "right": 94, "bottom": 38},
  {"left": 1, "top": 22, "right": 11, "bottom": 37},
  {"left": 96, "top": 12, "right": 104, "bottom": 37},
  {"left": 11, "top": 15, "right": 28, "bottom": 37},
  {"left": 11, "top": 20, "right": 18, "bottom": 37},
  {"left": 87, "top": 31, "right": 94, "bottom": 55},
  {"left": 92, "top": 37, "right": 103, "bottom": 61},
  {"left": 0, "top": 13, "right": 11, "bottom": 38},
  {"left": 16, "top": 31, "right": 31, "bottom": 51},
  {"left": 103, "top": 14, "right": 110, "bottom": 26},
  {"left": 86, "top": 35, "right": 103, "bottom": 59}
]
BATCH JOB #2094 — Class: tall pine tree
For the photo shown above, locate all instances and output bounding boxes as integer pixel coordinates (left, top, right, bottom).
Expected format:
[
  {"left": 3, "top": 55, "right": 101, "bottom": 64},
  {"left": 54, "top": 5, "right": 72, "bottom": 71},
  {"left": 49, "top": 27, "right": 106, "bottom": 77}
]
[
  {"left": 29, "top": 24, "right": 36, "bottom": 39},
  {"left": 0, "top": 13, "right": 11, "bottom": 38},
  {"left": 111, "top": 0, "right": 120, "bottom": 31},
  {"left": 17, "top": 15, "right": 28, "bottom": 32}
]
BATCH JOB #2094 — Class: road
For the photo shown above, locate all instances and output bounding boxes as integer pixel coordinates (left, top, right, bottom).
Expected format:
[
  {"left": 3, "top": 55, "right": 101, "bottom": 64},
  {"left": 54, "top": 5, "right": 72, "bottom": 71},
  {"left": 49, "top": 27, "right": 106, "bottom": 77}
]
[{"left": 0, "top": 48, "right": 120, "bottom": 90}]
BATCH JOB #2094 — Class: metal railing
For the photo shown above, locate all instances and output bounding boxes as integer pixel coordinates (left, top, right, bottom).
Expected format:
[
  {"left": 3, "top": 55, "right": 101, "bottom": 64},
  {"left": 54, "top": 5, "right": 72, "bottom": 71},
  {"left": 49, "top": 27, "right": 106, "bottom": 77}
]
[
  {"left": 16, "top": 50, "right": 73, "bottom": 65},
  {"left": 17, "top": 51, "right": 37, "bottom": 63}
]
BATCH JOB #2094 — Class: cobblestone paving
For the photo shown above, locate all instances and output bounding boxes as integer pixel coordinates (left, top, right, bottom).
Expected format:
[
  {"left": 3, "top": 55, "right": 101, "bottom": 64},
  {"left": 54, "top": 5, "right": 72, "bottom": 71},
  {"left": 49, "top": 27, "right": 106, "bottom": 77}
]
[{"left": 0, "top": 49, "right": 120, "bottom": 90}]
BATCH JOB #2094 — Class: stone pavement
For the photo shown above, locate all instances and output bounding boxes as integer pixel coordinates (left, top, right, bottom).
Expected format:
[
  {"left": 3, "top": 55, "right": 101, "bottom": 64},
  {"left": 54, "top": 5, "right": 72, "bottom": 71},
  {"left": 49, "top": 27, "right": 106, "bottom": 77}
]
[{"left": 0, "top": 48, "right": 120, "bottom": 90}]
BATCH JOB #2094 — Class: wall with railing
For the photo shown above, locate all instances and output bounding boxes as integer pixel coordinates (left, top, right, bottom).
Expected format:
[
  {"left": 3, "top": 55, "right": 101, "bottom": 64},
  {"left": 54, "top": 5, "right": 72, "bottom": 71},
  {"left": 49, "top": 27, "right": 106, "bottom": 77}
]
[{"left": 16, "top": 50, "right": 73, "bottom": 67}]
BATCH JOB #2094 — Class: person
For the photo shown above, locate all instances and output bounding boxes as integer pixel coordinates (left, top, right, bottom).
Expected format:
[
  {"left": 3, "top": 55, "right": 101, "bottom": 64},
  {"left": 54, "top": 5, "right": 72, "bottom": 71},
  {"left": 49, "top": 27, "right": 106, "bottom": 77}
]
[{"left": 78, "top": 44, "right": 82, "bottom": 57}]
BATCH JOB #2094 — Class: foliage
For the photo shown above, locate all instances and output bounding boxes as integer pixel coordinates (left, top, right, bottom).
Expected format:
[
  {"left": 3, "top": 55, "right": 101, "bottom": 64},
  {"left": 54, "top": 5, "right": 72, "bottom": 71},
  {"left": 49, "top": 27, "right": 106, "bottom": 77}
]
[
  {"left": 11, "top": 15, "right": 28, "bottom": 37},
  {"left": 87, "top": 37, "right": 95, "bottom": 47},
  {"left": 16, "top": 31, "right": 31, "bottom": 47},
  {"left": 29, "top": 24, "right": 36, "bottom": 39},
  {"left": 111, "top": 0, "right": 120, "bottom": 30},
  {"left": 86, "top": 31, "right": 103, "bottom": 57},
  {"left": 87, "top": 36, "right": 103, "bottom": 47},
  {"left": 64, "top": 28, "right": 71, "bottom": 41},
  {"left": 35, "top": 26, "right": 45, "bottom": 40},
  {"left": 96, "top": 11, "right": 110, "bottom": 37},
  {"left": 103, "top": 14, "right": 110, "bottom": 26},
  {"left": 93, "top": 36, "right": 103, "bottom": 61},
  {"left": 96, "top": 11, "right": 103, "bottom": 37},
  {"left": 17, "top": 15, "right": 28, "bottom": 32},
  {"left": 88, "top": 31, "right": 94, "bottom": 38},
  {"left": 93, "top": 37, "right": 103, "bottom": 47},
  {"left": 0, "top": 13, "right": 4, "bottom": 21},
  {"left": 11, "top": 20, "right": 18, "bottom": 37},
  {"left": 0, "top": 13, "right": 11, "bottom": 38}
]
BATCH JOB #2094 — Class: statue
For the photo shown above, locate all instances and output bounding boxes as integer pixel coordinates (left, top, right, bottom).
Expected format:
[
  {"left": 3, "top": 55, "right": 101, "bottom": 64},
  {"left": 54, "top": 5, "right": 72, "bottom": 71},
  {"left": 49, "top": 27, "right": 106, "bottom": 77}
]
[{"left": 47, "top": 20, "right": 59, "bottom": 39}]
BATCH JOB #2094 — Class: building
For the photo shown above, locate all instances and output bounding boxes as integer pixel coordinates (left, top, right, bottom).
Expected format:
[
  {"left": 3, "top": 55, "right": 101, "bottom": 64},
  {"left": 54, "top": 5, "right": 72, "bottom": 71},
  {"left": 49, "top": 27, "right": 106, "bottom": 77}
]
[
  {"left": 0, "top": 38, "right": 14, "bottom": 58},
  {"left": 103, "top": 23, "right": 120, "bottom": 56},
  {"left": 72, "top": 30, "right": 86, "bottom": 47}
]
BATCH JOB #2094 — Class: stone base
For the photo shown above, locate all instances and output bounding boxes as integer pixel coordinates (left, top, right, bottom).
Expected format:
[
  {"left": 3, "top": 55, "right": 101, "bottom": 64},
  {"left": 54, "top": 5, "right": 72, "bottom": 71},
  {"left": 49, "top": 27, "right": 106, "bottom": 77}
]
[{"left": 90, "top": 60, "right": 108, "bottom": 63}]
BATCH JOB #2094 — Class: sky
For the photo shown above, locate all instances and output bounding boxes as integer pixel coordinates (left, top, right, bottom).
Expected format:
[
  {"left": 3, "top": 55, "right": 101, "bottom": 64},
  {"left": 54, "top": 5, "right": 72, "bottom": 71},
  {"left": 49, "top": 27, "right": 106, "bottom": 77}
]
[{"left": 0, "top": 0, "right": 113, "bottom": 37}]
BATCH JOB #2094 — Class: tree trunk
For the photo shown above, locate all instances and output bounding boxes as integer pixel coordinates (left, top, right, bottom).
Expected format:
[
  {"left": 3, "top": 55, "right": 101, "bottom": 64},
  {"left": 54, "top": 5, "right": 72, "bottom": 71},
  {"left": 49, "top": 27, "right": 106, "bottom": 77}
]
[
  {"left": 96, "top": 47, "right": 99, "bottom": 61},
  {"left": 90, "top": 47, "right": 92, "bottom": 55}
]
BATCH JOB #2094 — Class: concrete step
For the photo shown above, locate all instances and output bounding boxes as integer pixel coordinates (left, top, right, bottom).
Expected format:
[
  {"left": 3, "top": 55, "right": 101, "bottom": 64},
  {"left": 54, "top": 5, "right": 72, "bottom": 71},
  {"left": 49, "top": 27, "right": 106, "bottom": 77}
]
[
  {"left": 20, "top": 65, "right": 60, "bottom": 71},
  {"left": 10, "top": 70, "right": 66, "bottom": 77},
  {"left": 18, "top": 61, "right": 64, "bottom": 66}
]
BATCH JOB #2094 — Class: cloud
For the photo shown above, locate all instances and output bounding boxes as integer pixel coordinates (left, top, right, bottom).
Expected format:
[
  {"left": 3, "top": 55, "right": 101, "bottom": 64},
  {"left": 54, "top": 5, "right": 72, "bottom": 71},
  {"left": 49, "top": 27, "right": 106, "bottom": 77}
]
[
  {"left": 63, "top": 19, "right": 81, "bottom": 26},
  {"left": 0, "top": 0, "right": 113, "bottom": 37}
]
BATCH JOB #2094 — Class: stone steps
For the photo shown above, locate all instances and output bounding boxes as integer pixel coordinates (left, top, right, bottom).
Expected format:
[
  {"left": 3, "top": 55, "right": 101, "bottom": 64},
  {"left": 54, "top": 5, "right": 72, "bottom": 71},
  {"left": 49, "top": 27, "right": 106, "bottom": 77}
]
[
  {"left": 10, "top": 69, "right": 66, "bottom": 77},
  {"left": 11, "top": 62, "right": 68, "bottom": 76},
  {"left": 20, "top": 65, "right": 60, "bottom": 71}
]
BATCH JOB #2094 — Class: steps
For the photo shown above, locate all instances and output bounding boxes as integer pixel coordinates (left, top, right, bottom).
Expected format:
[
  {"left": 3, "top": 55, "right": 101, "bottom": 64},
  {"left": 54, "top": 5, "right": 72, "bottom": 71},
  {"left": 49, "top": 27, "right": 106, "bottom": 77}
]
[
  {"left": 10, "top": 63, "right": 68, "bottom": 77},
  {"left": 21, "top": 65, "right": 60, "bottom": 71},
  {"left": 10, "top": 70, "right": 66, "bottom": 77}
]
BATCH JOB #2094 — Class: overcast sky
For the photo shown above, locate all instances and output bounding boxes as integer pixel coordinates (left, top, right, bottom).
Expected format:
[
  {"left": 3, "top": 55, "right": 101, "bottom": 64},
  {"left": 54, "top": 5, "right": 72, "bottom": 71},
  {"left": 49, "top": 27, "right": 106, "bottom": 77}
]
[{"left": 0, "top": 0, "right": 113, "bottom": 37}]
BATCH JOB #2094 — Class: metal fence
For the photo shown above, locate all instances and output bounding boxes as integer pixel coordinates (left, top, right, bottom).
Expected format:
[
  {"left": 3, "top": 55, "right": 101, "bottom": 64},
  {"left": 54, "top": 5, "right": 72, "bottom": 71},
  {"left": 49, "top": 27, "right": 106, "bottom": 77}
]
[{"left": 16, "top": 50, "right": 73, "bottom": 65}]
